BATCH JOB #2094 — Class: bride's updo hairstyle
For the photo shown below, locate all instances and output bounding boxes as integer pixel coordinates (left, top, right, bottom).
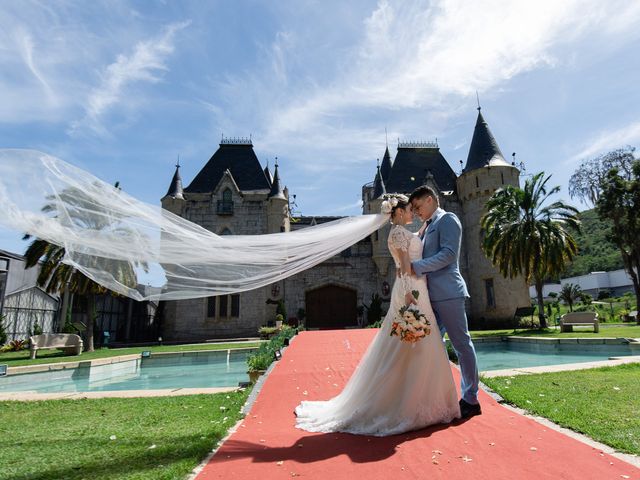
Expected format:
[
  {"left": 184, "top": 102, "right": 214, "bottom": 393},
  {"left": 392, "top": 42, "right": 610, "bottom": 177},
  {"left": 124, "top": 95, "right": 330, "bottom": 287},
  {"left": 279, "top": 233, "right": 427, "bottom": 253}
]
[{"left": 380, "top": 194, "right": 409, "bottom": 220}]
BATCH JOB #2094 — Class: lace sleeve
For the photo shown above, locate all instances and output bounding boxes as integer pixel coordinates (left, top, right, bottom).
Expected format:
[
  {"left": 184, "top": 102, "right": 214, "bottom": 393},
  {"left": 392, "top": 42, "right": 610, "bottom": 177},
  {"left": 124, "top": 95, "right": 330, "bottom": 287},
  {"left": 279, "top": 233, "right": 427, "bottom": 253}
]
[{"left": 388, "top": 226, "right": 411, "bottom": 252}]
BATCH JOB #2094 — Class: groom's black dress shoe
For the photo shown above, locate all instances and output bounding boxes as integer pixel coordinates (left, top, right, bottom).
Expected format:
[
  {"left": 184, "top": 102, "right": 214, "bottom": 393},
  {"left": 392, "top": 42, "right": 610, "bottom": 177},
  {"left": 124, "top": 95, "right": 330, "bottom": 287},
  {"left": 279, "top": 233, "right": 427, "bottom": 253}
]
[{"left": 459, "top": 399, "right": 481, "bottom": 419}]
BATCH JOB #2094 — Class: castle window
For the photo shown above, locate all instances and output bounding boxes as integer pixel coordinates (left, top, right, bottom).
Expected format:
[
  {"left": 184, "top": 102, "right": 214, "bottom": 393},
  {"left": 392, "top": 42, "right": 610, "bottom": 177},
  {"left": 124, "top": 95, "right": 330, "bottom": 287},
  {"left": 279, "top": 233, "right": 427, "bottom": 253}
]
[
  {"left": 501, "top": 172, "right": 505, "bottom": 184},
  {"left": 475, "top": 176, "right": 479, "bottom": 188},
  {"left": 219, "top": 295, "right": 228, "bottom": 317},
  {"left": 207, "top": 297, "right": 216, "bottom": 317},
  {"left": 220, "top": 227, "right": 232, "bottom": 235},
  {"left": 217, "top": 188, "right": 234, "bottom": 215},
  {"left": 230, "top": 294, "right": 240, "bottom": 317},
  {"left": 485, "top": 279, "right": 496, "bottom": 308}
]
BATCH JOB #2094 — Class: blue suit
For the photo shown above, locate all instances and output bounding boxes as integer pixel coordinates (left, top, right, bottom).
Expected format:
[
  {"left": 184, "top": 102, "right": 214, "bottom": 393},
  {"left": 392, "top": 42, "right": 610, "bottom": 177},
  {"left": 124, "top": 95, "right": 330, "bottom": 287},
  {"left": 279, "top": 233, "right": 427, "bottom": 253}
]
[{"left": 412, "top": 207, "right": 479, "bottom": 405}]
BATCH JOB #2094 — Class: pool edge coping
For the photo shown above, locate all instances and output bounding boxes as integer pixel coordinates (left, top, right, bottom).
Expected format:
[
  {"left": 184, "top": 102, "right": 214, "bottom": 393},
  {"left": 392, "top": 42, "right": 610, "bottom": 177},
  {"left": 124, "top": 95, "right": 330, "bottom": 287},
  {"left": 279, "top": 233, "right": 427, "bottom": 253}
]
[
  {"left": 480, "top": 355, "right": 640, "bottom": 378},
  {"left": 2, "top": 346, "right": 259, "bottom": 376},
  {"left": 0, "top": 386, "right": 240, "bottom": 401}
]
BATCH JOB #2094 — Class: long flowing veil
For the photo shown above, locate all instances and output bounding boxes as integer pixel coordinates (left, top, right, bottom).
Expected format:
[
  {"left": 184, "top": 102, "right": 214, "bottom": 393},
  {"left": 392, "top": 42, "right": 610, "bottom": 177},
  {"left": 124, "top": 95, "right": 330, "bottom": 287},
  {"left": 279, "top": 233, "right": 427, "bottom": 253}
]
[{"left": 0, "top": 149, "right": 388, "bottom": 301}]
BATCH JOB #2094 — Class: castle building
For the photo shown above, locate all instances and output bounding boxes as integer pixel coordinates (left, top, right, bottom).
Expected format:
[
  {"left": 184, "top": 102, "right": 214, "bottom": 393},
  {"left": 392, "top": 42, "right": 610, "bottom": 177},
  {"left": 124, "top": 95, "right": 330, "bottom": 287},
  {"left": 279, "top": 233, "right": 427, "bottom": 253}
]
[{"left": 160, "top": 111, "right": 530, "bottom": 340}]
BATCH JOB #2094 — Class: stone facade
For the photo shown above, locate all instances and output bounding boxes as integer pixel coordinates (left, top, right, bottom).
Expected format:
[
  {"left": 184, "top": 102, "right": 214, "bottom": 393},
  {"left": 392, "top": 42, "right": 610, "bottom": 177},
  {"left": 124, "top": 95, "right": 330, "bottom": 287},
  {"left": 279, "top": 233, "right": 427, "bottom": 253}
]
[{"left": 160, "top": 113, "right": 531, "bottom": 340}]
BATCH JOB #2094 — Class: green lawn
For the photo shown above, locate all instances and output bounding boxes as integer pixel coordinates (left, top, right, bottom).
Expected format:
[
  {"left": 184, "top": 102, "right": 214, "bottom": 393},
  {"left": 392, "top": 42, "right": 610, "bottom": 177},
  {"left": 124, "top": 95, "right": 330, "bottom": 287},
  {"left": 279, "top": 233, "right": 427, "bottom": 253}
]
[
  {"left": 469, "top": 324, "right": 640, "bottom": 339},
  {"left": 0, "top": 341, "right": 262, "bottom": 367},
  {"left": 0, "top": 389, "right": 250, "bottom": 480},
  {"left": 482, "top": 363, "right": 640, "bottom": 456}
]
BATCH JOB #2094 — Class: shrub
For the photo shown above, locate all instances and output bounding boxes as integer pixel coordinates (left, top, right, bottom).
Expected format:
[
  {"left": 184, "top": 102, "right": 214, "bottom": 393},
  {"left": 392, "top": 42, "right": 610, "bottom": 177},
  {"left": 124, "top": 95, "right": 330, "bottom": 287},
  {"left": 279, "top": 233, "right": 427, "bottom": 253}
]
[
  {"left": 366, "top": 319, "right": 383, "bottom": 328},
  {"left": 258, "top": 326, "right": 279, "bottom": 339},
  {"left": 247, "top": 325, "right": 296, "bottom": 372},
  {"left": 8, "top": 339, "right": 27, "bottom": 351},
  {"left": 247, "top": 350, "right": 272, "bottom": 372},
  {"left": 30, "top": 323, "right": 43, "bottom": 336},
  {"left": 363, "top": 293, "right": 386, "bottom": 326}
]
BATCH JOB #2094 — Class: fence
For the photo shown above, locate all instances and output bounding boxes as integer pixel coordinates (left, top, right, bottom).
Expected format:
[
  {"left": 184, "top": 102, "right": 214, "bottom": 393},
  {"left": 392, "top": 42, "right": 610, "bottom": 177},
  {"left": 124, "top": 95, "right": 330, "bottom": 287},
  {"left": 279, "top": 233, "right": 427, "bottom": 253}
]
[{"left": 3, "top": 306, "right": 59, "bottom": 342}]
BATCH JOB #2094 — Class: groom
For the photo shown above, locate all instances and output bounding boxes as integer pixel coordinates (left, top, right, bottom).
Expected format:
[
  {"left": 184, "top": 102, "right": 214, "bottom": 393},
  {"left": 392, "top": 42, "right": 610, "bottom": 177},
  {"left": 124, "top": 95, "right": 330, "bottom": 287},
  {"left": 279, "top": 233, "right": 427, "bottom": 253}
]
[{"left": 409, "top": 185, "right": 481, "bottom": 418}]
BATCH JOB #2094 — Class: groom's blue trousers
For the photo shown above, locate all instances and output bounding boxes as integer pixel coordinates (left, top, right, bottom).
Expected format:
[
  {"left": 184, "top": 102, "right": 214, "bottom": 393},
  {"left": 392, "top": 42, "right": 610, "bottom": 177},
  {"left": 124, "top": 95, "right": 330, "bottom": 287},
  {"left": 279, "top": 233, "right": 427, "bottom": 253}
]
[{"left": 430, "top": 297, "right": 479, "bottom": 405}]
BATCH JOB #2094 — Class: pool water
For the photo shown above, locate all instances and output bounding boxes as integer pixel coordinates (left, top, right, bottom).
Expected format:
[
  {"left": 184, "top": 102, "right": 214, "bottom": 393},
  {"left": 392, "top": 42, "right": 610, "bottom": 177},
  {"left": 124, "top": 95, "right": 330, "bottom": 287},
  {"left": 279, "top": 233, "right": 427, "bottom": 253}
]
[
  {"left": 475, "top": 342, "right": 635, "bottom": 371},
  {"left": 0, "top": 350, "right": 253, "bottom": 394}
]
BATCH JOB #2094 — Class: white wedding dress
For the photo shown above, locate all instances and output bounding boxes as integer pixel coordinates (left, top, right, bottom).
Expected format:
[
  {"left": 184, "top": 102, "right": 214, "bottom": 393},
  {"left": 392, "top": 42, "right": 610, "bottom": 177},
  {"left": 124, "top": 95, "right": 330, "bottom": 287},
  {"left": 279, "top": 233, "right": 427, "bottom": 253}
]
[{"left": 295, "top": 225, "right": 460, "bottom": 436}]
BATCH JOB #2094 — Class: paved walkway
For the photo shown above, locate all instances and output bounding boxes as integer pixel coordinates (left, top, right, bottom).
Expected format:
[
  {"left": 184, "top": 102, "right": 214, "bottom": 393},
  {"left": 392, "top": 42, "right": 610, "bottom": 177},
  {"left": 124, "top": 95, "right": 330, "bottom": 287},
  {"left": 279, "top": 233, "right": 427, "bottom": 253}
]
[{"left": 196, "top": 329, "right": 640, "bottom": 480}]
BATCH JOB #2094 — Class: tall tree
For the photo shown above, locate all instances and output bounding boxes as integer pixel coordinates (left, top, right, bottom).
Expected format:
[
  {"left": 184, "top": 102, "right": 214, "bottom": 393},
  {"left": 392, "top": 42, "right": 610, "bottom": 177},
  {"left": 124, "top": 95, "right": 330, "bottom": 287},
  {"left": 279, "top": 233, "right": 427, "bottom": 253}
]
[
  {"left": 596, "top": 160, "right": 640, "bottom": 311},
  {"left": 559, "top": 283, "right": 582, "bottom": 312},
  {"left": 23, "top": 182, "right": 146, "bottom": 351},
  {"left": 569, "top": 146, "right": 636, "bottom": 206},
  {"left": 23, "top": 237, "right": 107, "bottom": 351},
  {"left": 481, "top": 173, "right": 580, "bottom": 328}
]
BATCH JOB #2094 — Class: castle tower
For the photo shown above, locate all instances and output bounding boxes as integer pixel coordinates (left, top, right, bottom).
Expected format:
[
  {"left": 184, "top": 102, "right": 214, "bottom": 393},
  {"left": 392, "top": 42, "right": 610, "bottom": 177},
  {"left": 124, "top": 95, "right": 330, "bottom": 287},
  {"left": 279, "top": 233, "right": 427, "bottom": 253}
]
[
  {"left": 161, "top": 160, "right": 185, "bottom": 216},
  {"left": 267, "top": 162, "right": 290, "bottom": 233},
  {"left": 370, "top": 165, "right": 390, "bottom": 276},
  {"left": 456, "top": 109, "right": 530, "bottom": 323}
]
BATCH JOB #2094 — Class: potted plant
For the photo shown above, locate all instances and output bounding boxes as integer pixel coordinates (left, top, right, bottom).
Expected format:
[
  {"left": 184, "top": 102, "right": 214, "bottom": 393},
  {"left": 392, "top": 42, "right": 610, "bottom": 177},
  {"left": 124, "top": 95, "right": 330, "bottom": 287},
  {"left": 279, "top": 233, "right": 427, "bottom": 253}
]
[
  {"left": 258, "top": 326, "right": 279, "bottom": 339},
  {"left": 275, "top": 313, "right": 284, "bottom": 330},
  {"left": 247, "top": 349, "right": 272, "bottom": 383}
]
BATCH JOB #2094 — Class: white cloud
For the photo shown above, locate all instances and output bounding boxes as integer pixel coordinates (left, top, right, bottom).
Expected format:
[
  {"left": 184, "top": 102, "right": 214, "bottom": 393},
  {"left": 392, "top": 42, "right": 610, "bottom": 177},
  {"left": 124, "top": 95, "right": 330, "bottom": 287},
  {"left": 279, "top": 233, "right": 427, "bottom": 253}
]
[
  {"left": 70, "top": 21, "right": 190, "bottom": 135},
  {"left": 15, "top": 28, "right": 57, "bottom": 105},
  {"left": 214, "top": 0, "right": 640, "bottom": 166},
  {"left": 567, "top": 122, "right": 640, "bottom": 164}
]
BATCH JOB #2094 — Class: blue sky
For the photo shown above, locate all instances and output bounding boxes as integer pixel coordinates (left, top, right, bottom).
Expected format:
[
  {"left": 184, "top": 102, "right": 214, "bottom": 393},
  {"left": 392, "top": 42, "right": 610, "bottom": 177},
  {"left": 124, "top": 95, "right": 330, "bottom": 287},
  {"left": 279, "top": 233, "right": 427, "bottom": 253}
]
[{"left": 1, "top": 0, "right": 640, "bottom": 255}]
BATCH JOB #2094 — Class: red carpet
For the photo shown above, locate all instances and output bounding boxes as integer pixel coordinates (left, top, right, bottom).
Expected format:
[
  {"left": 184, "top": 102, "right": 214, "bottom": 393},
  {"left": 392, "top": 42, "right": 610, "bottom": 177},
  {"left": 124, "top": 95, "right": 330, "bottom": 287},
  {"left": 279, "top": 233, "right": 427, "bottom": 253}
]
[{"left": 197, "top": 329, "right": 639, "bottom": 479}]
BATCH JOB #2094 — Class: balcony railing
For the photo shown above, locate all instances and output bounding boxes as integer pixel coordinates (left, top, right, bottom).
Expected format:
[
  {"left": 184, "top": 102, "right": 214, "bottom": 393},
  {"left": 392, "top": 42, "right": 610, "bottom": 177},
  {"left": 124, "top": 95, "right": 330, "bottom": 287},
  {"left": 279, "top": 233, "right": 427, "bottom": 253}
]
[{"left": 217, "top": 201, "right": 234, "bottom": 215}]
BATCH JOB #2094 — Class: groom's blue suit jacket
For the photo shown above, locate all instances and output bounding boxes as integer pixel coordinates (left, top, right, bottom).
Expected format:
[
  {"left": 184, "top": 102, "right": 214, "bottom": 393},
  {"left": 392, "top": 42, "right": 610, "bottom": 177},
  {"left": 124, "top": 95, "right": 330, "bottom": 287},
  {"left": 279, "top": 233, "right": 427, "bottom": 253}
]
[{"left": 412, "top": 208, "right": 469, "bottom": 302}]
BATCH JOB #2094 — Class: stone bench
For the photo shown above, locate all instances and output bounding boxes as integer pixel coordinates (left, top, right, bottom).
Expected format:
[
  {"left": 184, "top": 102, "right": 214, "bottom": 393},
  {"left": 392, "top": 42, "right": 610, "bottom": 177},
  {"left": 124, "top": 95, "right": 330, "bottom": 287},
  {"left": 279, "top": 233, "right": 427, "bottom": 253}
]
[
  {"left": 559, "top": 312, "right": 599, "bottom": 333},
  {"left": 29, "top": 334, "right": 84, "bottom": 360}
]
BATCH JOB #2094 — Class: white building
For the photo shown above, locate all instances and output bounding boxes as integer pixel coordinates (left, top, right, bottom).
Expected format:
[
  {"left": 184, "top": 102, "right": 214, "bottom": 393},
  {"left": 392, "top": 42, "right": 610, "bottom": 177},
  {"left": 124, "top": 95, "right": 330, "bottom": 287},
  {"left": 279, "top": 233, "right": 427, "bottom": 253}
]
[{"left": 530, "top": 269, "right": 634, "bottom": 299}]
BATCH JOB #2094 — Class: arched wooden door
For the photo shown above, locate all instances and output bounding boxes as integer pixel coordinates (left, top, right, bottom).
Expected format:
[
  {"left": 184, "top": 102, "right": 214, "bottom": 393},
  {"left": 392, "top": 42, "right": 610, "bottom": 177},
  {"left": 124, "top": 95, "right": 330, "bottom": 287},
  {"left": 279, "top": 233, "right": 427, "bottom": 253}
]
[{"left": 305, "top": 285, "right": 358, "bottom": 329}]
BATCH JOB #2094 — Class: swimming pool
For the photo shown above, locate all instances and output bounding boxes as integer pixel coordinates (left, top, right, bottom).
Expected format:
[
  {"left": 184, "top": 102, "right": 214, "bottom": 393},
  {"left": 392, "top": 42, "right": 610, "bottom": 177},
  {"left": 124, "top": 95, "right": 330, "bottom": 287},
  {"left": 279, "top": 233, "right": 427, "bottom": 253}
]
[
  {"left": 474, "top": 338, "right": 638, "bottom": 371},
  {"left": 0, "top": 349, "right": 254, "bottom": 394}
]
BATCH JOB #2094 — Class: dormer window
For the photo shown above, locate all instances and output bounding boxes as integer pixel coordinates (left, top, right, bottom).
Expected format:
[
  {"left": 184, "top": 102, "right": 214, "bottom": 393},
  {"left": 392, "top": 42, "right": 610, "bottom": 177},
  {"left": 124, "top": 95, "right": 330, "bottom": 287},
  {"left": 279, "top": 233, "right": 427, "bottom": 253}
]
[{"left": 217, "top": 188, "right": 234, "bottom": 215}]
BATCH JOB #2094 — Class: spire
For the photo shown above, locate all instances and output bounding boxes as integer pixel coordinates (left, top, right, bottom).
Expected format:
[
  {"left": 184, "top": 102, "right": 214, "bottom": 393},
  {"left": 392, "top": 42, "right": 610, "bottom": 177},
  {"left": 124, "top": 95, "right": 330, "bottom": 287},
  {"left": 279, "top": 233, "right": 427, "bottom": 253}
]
[
  {"left": 380, "top": 146, "right": 392, "bottom": 182},
  {"left": 164, "top": 159, "right": 184, "bottom": 200},
  {"left": 463, "top": 109, "right": 510, "bottom": 172},
  {"left": 264, "top": 163, "right": 273, "bottom": 186},
  {"left": 373, "top": 165, "right": 386, "bottom": 198},
  {"left": 268, "top": 160, "right": 286, "bottom": 200}
]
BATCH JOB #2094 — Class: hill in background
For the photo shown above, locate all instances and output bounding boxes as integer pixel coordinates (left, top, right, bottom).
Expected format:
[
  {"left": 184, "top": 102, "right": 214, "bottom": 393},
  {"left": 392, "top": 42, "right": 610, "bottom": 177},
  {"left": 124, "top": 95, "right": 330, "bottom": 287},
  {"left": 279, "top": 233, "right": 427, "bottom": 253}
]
[{"left": 564, "top": 209, "right": 624, "bottom": 277}]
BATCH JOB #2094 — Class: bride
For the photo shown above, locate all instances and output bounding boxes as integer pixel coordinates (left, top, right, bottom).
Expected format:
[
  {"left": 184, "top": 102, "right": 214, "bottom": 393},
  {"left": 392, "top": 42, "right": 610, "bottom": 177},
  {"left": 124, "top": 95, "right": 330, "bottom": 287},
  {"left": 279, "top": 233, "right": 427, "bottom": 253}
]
[{"left": 294, "top": 194, "right": 460, "bottom": 436}]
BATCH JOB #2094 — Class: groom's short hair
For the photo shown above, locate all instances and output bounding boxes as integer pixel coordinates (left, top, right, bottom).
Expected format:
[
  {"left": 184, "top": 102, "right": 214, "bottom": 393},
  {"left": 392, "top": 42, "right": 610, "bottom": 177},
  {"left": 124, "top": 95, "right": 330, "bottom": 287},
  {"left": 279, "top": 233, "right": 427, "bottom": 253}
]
[{"left": 409, "top": 185, "right": 439, "bottom": 206}]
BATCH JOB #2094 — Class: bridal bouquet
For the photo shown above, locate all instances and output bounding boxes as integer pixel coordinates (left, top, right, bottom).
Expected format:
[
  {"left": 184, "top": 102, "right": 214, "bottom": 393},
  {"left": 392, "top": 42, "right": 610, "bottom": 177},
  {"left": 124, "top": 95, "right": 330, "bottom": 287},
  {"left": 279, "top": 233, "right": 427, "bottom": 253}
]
[{"left": 390, "top": 290, "right": 431, "bottom": 343}]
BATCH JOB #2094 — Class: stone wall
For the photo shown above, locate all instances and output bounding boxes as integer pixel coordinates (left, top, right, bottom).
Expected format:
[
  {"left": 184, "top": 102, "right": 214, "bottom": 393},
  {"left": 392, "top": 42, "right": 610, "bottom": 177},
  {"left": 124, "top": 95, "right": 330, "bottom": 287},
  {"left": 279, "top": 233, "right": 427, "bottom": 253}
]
[{"left": 457, "top": 166, "right": 530, "bottom": 323}]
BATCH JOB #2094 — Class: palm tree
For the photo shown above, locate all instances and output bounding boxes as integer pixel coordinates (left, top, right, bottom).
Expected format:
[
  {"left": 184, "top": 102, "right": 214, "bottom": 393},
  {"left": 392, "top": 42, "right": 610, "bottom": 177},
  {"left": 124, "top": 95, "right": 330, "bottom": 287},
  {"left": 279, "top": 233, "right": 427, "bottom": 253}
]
[
  {"left": 23, "top": 182, "right": 146, "bottom": 351},
  {"left": 481, "top": 172, "right": 580, "bottom": 328},
  {"left": 559, "top": 283, "right": 582, "bottom": 312}
]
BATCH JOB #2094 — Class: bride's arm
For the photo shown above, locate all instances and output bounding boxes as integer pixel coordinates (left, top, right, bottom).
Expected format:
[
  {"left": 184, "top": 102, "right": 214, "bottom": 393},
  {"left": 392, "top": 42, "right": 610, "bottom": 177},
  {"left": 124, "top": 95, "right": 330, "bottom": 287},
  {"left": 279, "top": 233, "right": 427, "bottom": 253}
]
[
  {"left": 393, "top": 246, "right": 418, "bottom": 306},
  {"left": 388, "top": 226, "right": 418, "bottom": 307}
]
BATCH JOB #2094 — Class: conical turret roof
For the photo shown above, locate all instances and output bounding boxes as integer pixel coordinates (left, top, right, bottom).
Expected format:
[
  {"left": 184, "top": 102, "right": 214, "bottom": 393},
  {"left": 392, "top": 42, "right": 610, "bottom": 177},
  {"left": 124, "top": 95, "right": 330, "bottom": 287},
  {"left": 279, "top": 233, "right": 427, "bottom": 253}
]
[
  {"left": 373, "top": 165, "right": 386, "bottom": 198},
  {"left": 464, "top": 110, "right": 510, "bottom": 172},
  {"left": 164, "top": 163, "right": 184, "bottom": 200},
  {"left": 264, "top": 165, "right": 274, "bottom": 186},
  {"left": 269, "top": 163, "right": 286, "bottom": 200}
]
